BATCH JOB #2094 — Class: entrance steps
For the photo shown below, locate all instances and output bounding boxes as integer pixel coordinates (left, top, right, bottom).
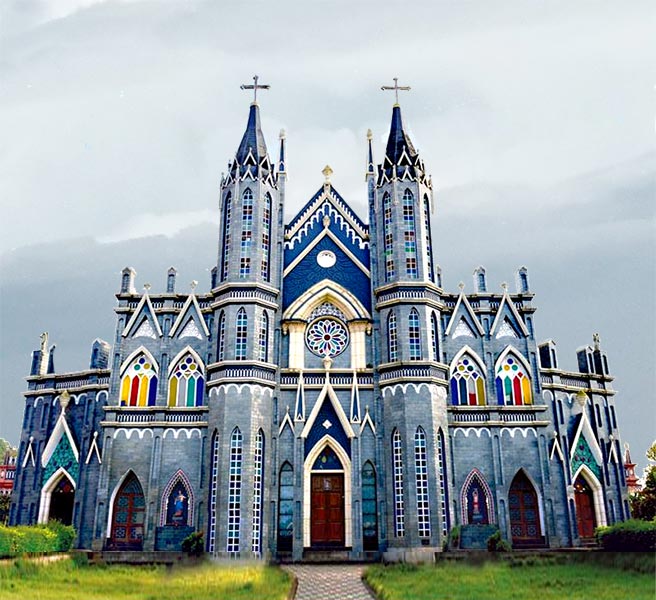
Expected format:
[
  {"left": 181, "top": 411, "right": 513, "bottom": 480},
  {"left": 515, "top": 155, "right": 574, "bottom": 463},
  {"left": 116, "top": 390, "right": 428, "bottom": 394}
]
[{"left": 276, "top": 548, "right": 378, "bottom": 563}]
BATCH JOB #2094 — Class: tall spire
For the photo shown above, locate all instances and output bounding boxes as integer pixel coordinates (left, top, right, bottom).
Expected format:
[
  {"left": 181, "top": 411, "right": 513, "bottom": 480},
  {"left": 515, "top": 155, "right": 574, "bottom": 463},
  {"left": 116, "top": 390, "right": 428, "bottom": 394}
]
[
  {"left": 235, "top": 102, "right": 268, "bottom": 164},
  {"left": 384, "top": 104, "right": 418, "bottom": 165}
]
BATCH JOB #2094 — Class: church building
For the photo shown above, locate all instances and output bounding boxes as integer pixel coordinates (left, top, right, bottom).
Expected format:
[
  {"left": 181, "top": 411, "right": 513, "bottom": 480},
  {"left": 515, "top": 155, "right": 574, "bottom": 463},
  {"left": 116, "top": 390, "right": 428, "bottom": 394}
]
[{"left": 9, "top": 79, "right": 631, "bottom": 560}]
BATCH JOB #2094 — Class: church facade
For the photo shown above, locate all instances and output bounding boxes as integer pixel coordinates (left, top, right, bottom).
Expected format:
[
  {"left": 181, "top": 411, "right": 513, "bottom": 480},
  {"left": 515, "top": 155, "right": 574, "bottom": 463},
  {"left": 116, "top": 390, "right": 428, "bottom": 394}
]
[{"left": 9, "top": 88, "right": 631, "bottom": 560}]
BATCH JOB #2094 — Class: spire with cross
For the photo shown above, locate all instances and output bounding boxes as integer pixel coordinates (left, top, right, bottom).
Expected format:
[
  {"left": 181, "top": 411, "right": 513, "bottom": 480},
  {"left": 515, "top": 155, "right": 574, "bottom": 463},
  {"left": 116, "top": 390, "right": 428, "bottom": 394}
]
[
  {"left": 240, "top": 74, "right": 270, "bottom": 105},
  {"left": 381, "top": 77, "right": 411, "bottom": 106}
]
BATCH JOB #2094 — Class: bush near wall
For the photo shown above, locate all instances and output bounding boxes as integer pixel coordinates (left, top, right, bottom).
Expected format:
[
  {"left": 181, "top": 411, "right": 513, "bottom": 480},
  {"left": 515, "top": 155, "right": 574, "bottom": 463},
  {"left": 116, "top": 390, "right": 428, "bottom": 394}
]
[
  {"left": 0, "top": 523, "right": 75, "bottom": 558},
  {"left": 596, "top": 519, "right": 656, "bottom": 552}
]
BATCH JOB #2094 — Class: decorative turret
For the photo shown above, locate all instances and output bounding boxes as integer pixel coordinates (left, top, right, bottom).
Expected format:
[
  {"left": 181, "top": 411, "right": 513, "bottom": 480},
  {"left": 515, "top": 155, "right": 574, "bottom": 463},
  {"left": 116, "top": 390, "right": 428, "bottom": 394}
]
[{"left": 623, "top": 444, "right": 641, "bottom": 494}]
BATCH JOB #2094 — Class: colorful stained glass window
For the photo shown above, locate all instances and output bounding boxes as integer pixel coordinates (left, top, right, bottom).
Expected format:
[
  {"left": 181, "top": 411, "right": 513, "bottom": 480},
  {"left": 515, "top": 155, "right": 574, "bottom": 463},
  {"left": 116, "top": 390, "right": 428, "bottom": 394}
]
[
  {"left": 221, "top": 193, "right": 232, "bottom": 282},
  {"left": 167, "top": 353, "right": 205, "bottom": 407},
  {"left": 388, "top": 312, "right": 398, "bottom": 362},
  {"left": 258, "top": 312, "right": 269, "bottom": 362},
  {"left": 403, "top": 189, "right": 418, "bottom": 278},
  {"left": 392, "top": 429, "right": 405, "bottom": 537},
  {"left": 261, "top": 193, "right": 271, "bottom": 281},
  {"left": 362, "top": 462, "right": 378, "bottom": 551},
  {"left": 119, "top": 354, "right": 158, "bottom": 407},
  {"left": 277, "top": 463, "right": 294, "bottom": 551},
  {"left": 217, "top": 311, "right": 226, "bottom": 361},
  {"left": 409, "top": 309, "right": 422, "bottom": 360},
  {"left": 226, "top": 428, "right": 242, "bottom": 554},
  {"left": 414, "top": 427, "right": 431, "bottom": 538},
  {"left": 235, "top": 308, "right": 247, "bottom": 360},
  {"left": 450, "top": 354, "right": 486, "bottom": 406},
  {"left": 495, "top": 353, "right": 533, "bottom": 406},
  {"left": 383, "top": 192, "right": 395, "bottom": 281},
  {"left": 251, "top": 430, "right": 264, "bottom": 556},
  {"left": 423, "top": 195, "right": 434, "bottom": 283},
  {"left": 240, "top": 189, "right": 253, "bottom": 278},
  {"left": 305, "top": 317, "right": 349, "bottom": 358}
]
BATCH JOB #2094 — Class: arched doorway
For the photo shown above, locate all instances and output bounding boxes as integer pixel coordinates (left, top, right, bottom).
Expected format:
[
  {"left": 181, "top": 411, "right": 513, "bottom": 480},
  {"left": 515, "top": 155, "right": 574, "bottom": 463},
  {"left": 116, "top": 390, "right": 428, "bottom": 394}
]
[
  {"left": 49, "top": 476, "right": 75, "bottom": 525},
  {"left": 574, "top": 474, "right": 596, "bottom": 539},
  {"left": 310, "top": 446, "right": 344, "bottom": 547},
  {"left": 461, "top": 471, "right": 493, "bottom": 525},
  {"left": 109, "top": 473, "right": 145, "bottom": 550},
  {"left": 508, "top": 471, "right": 543, "bottom": 547}
]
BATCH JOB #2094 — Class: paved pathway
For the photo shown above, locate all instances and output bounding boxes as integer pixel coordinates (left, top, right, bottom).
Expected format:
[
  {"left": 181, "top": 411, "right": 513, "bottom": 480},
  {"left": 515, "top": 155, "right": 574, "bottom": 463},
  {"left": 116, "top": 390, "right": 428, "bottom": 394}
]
[{"left": 284, "top": 564, "right": 375, "bottom": 600}]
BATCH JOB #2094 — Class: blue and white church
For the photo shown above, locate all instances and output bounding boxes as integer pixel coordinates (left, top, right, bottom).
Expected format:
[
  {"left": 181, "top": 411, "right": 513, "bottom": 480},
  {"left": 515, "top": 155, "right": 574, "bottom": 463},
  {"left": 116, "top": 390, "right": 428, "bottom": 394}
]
[{"left": 9, "top": 80, "right": 631, "bottom": 560}]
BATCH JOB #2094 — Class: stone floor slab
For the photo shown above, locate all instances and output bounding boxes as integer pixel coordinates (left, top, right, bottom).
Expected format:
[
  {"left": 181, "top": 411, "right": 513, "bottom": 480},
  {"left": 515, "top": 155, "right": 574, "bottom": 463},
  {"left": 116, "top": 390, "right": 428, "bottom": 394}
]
[{"left": 284, "top": 564, "right": 375, "bottom": 600}]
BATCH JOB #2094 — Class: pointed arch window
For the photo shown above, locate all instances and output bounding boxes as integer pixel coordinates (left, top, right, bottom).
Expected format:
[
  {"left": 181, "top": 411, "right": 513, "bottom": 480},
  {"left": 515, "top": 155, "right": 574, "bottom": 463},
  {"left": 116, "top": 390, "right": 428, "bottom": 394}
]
[
  {"left": 436, "top": 428, "right": 449, "bottom": 536},
  {"left": 261, "top": 192, "right": 272, "bottom": 281},
  {"left": 423, "top": 195, "right": 434, "bottom": 283},
  {"left": 414, "top": 427, "right": 431, "bottom": 538},
  {"left": 409, "top": 309, "right": 422, "bottom": 360},
  {"left": 388, "top": 312, "right": 398, "bottom": 362},
  {"left": 161, "top": 473, "right": 193, "bottom": 527},
  {"left": 392, "top": 429, "right": 405, "bottom": 537},
  {"left": 451, "top": 354, "right": 486, "bottom": 406},
  {"left": 431, "top": 311, "right": 440, "bottom": 362},
  {"left": 240, "top": 189, "right": 253, "bottom": 278},
  {"left": 383, "top": 192, "right": 395, "bottom": 281},
  {"left": 217, "top": 311, "right": 226, "bottom": 361},
  {"left": 235, "top": 308, "right": 248, "bottom": 360},
  {"left": 167, "top": 352, "right": 205, "bottom": 407},
  {"left": 251, "top": 430, "right": 264, "bottom": 556},
  {"left": 362, "top": 462, "right": 378, "bottom": 551},
  {"left": 495, "top": 352, "right": 533, "bottom": 406},
  {"left": 120, "top": 353, "right": 158, "bottom": 407},
  {"left": 402, "top": 189, "right": 417, "bottom": 278},
  {"left": 226, "top": 428, "right": 243, "bottom": 554},
  {"left": 208, "top": 431, "right": 219, "bottom": 553},
  {"left": 221, "top": 193, "right": 232, "bottom": 282},
  {"left": 258, "top": 311, "right": 269, "bottom": 363},
  {"left": 277, "top": 462, "right": 294, "bottom": 551}
]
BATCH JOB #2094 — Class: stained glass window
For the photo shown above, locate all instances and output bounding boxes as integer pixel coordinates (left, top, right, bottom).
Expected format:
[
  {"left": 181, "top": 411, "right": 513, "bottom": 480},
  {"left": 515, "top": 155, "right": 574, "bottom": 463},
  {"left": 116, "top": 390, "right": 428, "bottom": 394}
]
[
  {"left": 409, "top": 309, "right": 422, "bottom": 360},
  {"left": 251, "top": 430, "right": 264, "bottom": 556},
  {"left": 277, "top": 462, "right": 294, "bottom": 551},
  {"left": 120, "top": 354, "right": 158, "bottom": 407},
  {"left": 226, "top": 428, "right": 242, "bottom": 555},
  {"left": 392, "top": 429, "right": 405, "bottom": 537},
  {"left": 208, "top": 431, "right": 219, "bottom": 553},
  {"left": 414, "top": 427, "right": 431, "bottom": 538},
  {"left": 221, "top": 193, "right": 232, "bottom": 282},
  {"left": 305, "top": 317, "right": 349, "bottom": 358},
  {"left": 261, "top": 193, "right": 271, "bottom": 281},
  {"left": 388, "top": 312, "right": 398, "bottom": 362},
  {"left": 240, "top": 189, "right": 253, "bottom": 278},
  {"left": 217, "top": 311, "right": 226, "bottom": 361},
  {"left": 431, "top": 311, "right": 439, "bottom": 362},
  {"left": 423, "top": 195, "right": 434, "bottom": 283},
  {"left": 258, "top": 312, "right": 269, "bottom": 363},
  {"left": 436, "top": 428, "right": 449, "bottom": 537},
  {"left": 235, "top": 308, "right": 247, "bottom": 360},
  {"left": 495, "top": 353, "right": 532, "bottom": 406},
  {"left": 167, "top": 353, "right": 204, "bottom": 407},
  {"left": 362, "top": 462, "right": 378, "bottom": 551},
  {"left": 383, "top": 192, "right": 395, "bottom": 281},
  {"left": 450, "top": 354, "right": 486, "bottom": 406},
  {"left": 403, "top": 189, "right": 418, "bottom": 278}
]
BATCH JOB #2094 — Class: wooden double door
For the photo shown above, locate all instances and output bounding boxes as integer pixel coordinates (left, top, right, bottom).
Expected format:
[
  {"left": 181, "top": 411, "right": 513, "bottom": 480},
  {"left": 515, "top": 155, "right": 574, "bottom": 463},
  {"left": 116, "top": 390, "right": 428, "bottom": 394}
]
[
  {"left": 574, "top": 476, "right": 596, "bottom": 539},
  {"left": 508, "top": 472, "right": 543, "bottom": 547},
  {"left": 311, "top": 473, "right": 345, "bottom": 547}
]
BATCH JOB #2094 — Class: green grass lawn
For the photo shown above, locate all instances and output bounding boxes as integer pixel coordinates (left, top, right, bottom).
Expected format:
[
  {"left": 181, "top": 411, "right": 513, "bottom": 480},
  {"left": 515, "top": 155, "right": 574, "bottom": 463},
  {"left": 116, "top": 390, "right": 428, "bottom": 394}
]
[
  {"left": 0, "top": 558, "right": 291, "bottom": 600},
  {"left": 365, "top": 559, "right": 656, "bottom": 600}
]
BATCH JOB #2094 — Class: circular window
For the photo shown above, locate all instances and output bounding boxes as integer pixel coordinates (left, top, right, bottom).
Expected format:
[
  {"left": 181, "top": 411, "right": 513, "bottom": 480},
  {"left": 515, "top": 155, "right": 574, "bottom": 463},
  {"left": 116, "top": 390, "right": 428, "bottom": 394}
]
[
  {"left": 305, "top": 317, "right": 349, "bottom": 358},
  {"left": 317, "top": 250, "right": 336, "bottom": 268}
]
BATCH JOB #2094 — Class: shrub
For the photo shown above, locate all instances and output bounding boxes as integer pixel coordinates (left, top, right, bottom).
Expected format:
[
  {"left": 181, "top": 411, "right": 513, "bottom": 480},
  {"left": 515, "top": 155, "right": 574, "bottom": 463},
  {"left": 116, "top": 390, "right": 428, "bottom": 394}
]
[
  {"left": 181, "top": 531, "right": 205, "bottom": 557},
  {"left": 0, "top": 523, "right": 75, "bottom": 557},
  {"left": 595, "top": 519, "right": 656, "bottom": 552},
  {"left": 448, "top": 525, "right": 461, "bottom": 550},
  {"left": 47, "top": 521, "right": 76, "bottom": 551},
  {"left": 487, "top": 530, "right": 511, "bottom": 552}
]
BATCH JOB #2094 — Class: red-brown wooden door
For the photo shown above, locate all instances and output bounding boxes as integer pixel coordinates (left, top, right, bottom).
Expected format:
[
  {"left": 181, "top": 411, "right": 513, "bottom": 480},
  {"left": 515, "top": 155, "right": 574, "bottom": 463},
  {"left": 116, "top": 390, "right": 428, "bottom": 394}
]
[
  {"left": 508, "top": 471, "right": 542, "bottom": 547},
  {"left": 110, "top": 474, "right": 145, "bottom": 550},
  {"left": 574, "top": 476, "right": 596, "bottom": 539},
  {"left": 311, "top": 474, "right": 345, "bottom": 546}
]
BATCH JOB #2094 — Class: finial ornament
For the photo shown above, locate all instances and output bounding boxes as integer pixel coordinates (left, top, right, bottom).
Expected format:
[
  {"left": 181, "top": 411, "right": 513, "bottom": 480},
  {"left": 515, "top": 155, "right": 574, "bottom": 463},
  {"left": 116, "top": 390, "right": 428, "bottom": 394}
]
[
  {"left": 366, "top": 128, "right": 373, "bottom": 140},
  {"left": 60, "top": 389, "right": 70, "bottom": 411},
  {"left": 190, "top": 280, "right": 198, "bottom": 291},
  {"left": 240, "top": 74, "right": 270, "bottom": 104},
  {"left": 593, "top": 332, "right": 600, "bottom": 350},
  {"left": 322, "top": 165, "right": 333, "bottom": 183},
  {"left": 381, "top": 77, "right": 411, "bottom": 105},
  {"left": 40, "top": 332, "right": 48, "bottom": 354},
  {"left": 458, "top": 281, "right": 465, "bottom": 291},
  {"left": 501, "top": 282, "right": 508, "bottom": 292},
  {"left": 143, "top": 283, "right": 151, "bottom": 292},
  {"left": 279, "top": 129, "right": 286, "bottom": 139}
]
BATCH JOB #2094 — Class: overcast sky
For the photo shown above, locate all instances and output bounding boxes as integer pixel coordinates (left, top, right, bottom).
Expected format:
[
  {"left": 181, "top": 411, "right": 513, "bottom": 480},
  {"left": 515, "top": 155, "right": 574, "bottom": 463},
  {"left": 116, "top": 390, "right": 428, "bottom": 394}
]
[{"left": 1, "top": 1, "right": 654, "bottom": 468}]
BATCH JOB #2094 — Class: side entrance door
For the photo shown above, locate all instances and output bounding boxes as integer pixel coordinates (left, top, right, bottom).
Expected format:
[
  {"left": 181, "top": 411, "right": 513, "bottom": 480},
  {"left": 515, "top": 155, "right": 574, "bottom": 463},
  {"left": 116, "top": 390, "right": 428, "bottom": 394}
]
[
  {"left": 311, "top": 473, "right": 345, "bottom": 547},
  {"left": 574, "top": 476, "right": 596, "bottom": 539}
]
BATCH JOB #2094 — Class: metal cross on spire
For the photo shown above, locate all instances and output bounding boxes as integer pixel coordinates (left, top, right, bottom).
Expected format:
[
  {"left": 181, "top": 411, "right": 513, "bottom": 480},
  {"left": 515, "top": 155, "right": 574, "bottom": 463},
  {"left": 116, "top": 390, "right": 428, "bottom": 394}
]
[
  {"left": 240, "top": 74, "right": 270, "bottom": 104},
  {"left": 381, "top": 77, "right": 411, "bottom": 105}
]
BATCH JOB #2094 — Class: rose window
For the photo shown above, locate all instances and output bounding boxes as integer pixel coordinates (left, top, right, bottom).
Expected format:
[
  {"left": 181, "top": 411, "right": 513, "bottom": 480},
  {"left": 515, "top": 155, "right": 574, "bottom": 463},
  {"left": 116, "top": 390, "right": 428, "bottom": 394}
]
[{"left": 305, "top": 317, "right": 349, "bottom": 358}]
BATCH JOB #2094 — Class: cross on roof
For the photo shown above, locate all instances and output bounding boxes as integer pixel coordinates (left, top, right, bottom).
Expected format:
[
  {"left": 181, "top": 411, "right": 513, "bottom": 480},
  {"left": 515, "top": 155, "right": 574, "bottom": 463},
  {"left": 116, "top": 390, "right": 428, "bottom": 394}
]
[
  {"left": 381, "top": 77, "right": 411, "bottom": 105},
  {"left": 240, "top": 74, "right": 270, "bottom": 104}
]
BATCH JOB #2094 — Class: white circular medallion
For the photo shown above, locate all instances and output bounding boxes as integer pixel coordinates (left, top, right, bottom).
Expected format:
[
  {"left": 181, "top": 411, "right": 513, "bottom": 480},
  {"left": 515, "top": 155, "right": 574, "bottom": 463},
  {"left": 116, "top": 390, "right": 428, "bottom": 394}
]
[{"left": 317, "top": 250, "right": 336, "bottom": 268}]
